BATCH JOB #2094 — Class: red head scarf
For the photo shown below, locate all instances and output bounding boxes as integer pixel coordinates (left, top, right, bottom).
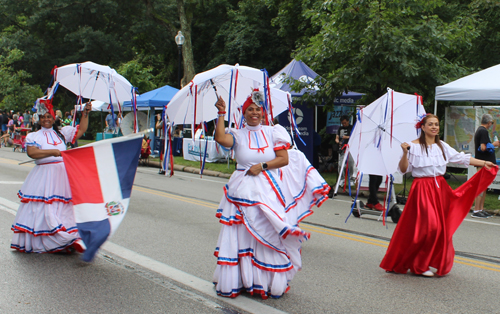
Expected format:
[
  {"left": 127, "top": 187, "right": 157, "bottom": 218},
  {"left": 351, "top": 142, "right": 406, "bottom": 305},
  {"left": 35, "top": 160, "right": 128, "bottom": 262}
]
[{"left": 242, "top": 89, "right": 262, "bottom": 114}]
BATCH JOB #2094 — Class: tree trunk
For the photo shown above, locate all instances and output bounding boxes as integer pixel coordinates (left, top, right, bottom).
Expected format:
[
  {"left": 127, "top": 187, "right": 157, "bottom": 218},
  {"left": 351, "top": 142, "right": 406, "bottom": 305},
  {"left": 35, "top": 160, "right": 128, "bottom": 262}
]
[{"left": 177, "top": 0, "right": 195, "bottom": 87}]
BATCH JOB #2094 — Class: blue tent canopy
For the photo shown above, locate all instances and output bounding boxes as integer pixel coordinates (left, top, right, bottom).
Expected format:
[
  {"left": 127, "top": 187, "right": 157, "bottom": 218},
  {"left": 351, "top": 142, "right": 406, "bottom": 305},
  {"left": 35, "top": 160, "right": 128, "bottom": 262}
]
[
  {"left": 271, "top": 59, "right": 364, "bottom": 103},
  {"left": 123, "top": 85, "right": 179, "bottom": 108}
]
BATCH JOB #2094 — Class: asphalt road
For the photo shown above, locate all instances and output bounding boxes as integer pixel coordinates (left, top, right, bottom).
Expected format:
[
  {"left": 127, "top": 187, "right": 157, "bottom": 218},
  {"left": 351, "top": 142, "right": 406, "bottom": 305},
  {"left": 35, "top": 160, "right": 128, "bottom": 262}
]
[{"left": 1, "top": 146, "right": 500, "bottom": 313}]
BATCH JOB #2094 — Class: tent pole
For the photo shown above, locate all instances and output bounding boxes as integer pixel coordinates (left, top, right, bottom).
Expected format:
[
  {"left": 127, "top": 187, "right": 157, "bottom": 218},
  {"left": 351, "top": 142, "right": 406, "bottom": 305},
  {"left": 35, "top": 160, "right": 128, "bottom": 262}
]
[
  {"left": 434, "top": 100, "right": 437, "bottom": 115},
  {"left": 315, "top": 105, "right": 317, "bottom": 132}
]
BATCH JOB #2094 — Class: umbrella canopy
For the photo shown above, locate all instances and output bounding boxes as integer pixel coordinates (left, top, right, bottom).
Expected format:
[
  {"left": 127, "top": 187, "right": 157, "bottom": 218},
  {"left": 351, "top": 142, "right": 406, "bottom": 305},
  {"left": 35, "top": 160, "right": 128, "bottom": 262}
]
[
  {"left": 76, "top": 101, "right": 144, "bottom": 112},
  {"left": 347, "top": 88, "right": 426, "bottom": 177},
  {"left": 166, "top": 64, "right": 290, "bottom": 126},
  {"left": 53, "top": 61, "right": 133, "bottom": 105}
]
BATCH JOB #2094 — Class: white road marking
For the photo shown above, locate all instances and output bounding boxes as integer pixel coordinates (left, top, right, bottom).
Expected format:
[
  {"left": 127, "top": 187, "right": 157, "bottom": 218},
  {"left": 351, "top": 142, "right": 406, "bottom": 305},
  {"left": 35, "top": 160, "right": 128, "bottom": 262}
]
[
  {"left": 0, "top": 204, "right": 16, "bottom": 215},
  {"left": 0, "top": 196, "right": 287, "bottom": 314},
  {"left": 0, "top": 181, "right": 24, "bottom": 184},
  {"left": 0, "top": 197, "right": 20, "bottom": 212},
  {"left": 103, "top": 242, "right": 287, "bottom": 314}
]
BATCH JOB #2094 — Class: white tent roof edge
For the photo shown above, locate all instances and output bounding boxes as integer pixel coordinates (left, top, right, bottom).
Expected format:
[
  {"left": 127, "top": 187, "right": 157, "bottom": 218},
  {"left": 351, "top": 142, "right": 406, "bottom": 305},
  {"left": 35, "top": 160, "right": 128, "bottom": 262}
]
[{"left": 434, "top": 63, "right": 500, "bottom": 114}]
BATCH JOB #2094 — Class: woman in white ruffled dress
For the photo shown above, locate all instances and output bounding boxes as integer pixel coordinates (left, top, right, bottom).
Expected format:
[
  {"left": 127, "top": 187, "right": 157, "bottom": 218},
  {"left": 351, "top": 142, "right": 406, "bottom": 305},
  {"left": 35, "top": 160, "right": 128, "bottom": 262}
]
[
  {"left": 11, "top": 101, "right": 91, "bottom": 254},
  {"left": 212, "top": 92, "right": 330, "bottom": 299}
]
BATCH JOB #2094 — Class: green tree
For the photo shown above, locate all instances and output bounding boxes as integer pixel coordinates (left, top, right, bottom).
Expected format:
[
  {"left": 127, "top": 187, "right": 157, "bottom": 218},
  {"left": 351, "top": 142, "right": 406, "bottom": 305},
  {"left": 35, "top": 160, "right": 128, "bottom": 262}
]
[
  {"left": 0, "top": 49, "right": 43, "bottom": 111},
  {"left": 295, "top": 0, "right": 479, "bottom": 110},
  {"left": 117, "top": 59, "right": 157, "bottom": 93},
  {"left": 466, "top": 0, "right": 500, "bottom": 69},
  {"left": 142, "top": 0, "right": 197, "bottom": 87},
  {"left": 208, "top": 0, "right": 295, "bottom": 74}
]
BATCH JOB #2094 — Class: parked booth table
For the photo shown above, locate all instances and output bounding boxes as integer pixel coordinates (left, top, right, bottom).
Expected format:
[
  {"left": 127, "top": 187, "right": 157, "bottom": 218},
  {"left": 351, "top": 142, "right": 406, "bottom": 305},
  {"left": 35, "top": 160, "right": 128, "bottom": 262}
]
[{"left": 182, "top": 138, "right": 226, "bottom": 162}]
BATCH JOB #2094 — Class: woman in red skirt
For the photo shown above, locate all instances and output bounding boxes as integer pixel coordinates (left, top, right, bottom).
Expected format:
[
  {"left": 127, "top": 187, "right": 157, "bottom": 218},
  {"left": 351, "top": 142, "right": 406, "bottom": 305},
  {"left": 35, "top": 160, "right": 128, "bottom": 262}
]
[{"left": 380, "top": 114, "right": 497, "bottom": 277}]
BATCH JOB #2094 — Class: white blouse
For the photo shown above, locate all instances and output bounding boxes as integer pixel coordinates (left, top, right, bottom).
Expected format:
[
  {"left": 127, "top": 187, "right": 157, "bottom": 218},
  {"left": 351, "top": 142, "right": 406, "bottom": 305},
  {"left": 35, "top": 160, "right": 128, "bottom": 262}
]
[
  {"left": 25, "top": 126, "right": 78, "bottom": 165},
  {"left": 401, "top": 141, "right": 470, "bottom": 177},
  {"left": 226, "top": 124, "right": 291, "bottom": 170}
]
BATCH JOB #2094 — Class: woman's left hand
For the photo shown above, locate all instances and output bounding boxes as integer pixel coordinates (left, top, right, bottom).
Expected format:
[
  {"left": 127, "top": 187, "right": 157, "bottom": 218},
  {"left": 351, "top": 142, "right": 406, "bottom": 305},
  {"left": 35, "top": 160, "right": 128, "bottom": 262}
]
[
  {"left": 484, "top": 161, "right": 496, "bottom": 170},
  {"left": 83, "top": 103, "right": 92, "bottom": 116},
  {"left": 245, "top": 163, "right": 262, "bottom": 176}
]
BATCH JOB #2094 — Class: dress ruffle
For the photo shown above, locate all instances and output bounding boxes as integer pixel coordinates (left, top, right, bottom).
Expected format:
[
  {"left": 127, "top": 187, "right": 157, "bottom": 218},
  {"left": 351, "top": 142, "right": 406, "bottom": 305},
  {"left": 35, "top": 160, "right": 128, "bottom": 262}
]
[
  {"left": 405, "top": 141, "right": 470, "bottom": 172},
  {"left": 281, "top": 149, "right": 330, "bottom": 225},
  {"left": 11, "top": 162, "right": 80, "bottom": 253},
  {"left": 407, "top": 143, "right": 448, "bottom": 168}
]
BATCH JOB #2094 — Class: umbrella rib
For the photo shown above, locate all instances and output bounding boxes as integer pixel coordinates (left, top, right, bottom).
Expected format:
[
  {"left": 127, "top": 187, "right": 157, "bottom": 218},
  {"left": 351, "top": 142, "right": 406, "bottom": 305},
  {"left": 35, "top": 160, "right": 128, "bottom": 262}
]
[{"left": 361, "top": 114, "right": 406, "bottom": 145}]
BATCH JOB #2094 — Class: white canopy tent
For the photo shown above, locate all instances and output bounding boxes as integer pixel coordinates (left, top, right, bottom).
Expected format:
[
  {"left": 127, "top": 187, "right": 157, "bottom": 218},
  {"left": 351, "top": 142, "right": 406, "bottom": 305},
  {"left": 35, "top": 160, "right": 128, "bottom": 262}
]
[{"left": 434, "top": 63, "right": 500, "bottom": 113}]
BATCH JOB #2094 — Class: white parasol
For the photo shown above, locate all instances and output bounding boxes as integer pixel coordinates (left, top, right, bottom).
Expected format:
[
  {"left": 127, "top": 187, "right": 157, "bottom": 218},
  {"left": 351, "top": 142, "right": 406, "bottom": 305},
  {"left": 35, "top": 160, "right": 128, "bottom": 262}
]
[
  {"left": 336, "top": 88, "right": 426, "bottom": 222},
  {"left": 53, "top": 61, "right": 133, "bottom": 106},
  {"left": 166, "top": 64, "right": 291, "bottom": 127},
  {"left": 346, "top": 88, "right": 426, "bottom": 178}
]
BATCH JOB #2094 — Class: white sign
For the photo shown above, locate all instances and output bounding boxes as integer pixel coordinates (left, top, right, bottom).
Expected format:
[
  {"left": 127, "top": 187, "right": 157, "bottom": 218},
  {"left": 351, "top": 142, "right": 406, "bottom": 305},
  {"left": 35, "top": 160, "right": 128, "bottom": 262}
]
[{"left": 182, "top": 139, "right": 226, "bottom": 163}]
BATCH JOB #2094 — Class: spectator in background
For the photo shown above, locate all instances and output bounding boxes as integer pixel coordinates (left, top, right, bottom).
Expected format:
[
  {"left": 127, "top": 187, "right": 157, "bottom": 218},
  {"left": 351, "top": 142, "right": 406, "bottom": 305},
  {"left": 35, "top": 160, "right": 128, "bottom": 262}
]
[
  {"left": 0, "top": 110, "right": 4, "bottom": 135},
  {"left": 63, "top": 112, "right": 72, "bottom": 127},
  {"left": 366, "top": 175, "right": 384, "bottom": 211},
  {"left": 17, "top": 113, "right": 24, "bottom": 127},
  {"left": 471, "top": 114, "right": 499, "bottom": 218},
  {"left": 23, "top": 110, "right": 32, "bottom": 128},
  {"left": 8, "top": 114, "right": 21, "bottom": 130},
  {"left": 116, "top": 112, "right": 123, "bottom": 130},
  {"left": 1, "top": 124, "right": 15, "bottom": 147},
  {"left": 55, "top": 110, "right": 63, "bottom": 127},
  {"left": 31, "top": 113, "right": 39, "bottom": 131},
  {"left": 105, "top": 111, "right": 118, "bottom": 133},
  {"left": 335, "top": 115, "right": 354, "bottom": 187}
]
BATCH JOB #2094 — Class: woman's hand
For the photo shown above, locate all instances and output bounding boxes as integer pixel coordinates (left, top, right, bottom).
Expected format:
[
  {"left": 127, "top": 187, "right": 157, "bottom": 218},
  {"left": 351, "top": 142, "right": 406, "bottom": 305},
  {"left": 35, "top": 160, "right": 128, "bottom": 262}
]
[
  {"left": 215, "top": 96, "right": 226, "bottom": 113},
  {"left": 83, "top": 102, "right": 92, "bottom": 117},
  {"left": 245, "top": 163, "right": 262, "bottom": 176},
  {"left": 484, "top": 161, "right": 496, "bottom": 170},
  {"left": 401, "top": 142, "right": 410, "bottom": 153}
]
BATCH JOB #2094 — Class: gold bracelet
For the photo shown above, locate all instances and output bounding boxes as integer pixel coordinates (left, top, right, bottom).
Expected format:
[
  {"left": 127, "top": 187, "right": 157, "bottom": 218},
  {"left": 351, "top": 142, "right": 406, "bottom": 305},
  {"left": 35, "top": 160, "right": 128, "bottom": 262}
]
[{"left": 484, "top": 161, "right": 487, "bottom": 167}]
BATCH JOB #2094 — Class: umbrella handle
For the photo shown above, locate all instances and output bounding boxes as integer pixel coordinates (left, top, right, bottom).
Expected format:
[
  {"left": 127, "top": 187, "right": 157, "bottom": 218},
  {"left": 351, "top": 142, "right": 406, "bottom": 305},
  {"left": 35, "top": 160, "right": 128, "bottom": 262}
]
[{"left": 210, "top": 79, "right": 219, "bottom": 100}]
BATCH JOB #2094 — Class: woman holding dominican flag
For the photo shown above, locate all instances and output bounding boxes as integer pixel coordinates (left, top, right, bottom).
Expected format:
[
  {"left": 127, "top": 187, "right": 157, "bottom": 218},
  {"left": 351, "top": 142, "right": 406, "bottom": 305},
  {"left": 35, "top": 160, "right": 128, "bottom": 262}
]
[
  {"left": 380, "top": 114, "right": 497, "bottom": 277},
  {"left": 10, "top": 99, "right": 91, "bottom": 254},
  {"left": 212, "top": 90, "right": 329, "bottom": 299}
]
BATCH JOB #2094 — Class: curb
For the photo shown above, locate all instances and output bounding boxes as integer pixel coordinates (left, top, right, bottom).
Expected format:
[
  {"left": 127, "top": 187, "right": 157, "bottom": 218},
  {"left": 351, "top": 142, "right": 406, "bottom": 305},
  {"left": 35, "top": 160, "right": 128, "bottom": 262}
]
[{"left": 141, "top": 160, "right": 231, "bottom": 178}]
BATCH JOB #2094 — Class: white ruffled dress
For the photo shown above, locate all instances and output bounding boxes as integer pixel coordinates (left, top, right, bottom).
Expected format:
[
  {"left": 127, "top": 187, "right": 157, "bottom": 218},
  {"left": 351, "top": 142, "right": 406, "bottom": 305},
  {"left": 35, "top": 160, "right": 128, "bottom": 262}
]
[
  {"left": 213, "top": 124, "right": 330, "bottom": 299},
  {"left": 11, "top": 126, "right": 80, "bottom": 253}
]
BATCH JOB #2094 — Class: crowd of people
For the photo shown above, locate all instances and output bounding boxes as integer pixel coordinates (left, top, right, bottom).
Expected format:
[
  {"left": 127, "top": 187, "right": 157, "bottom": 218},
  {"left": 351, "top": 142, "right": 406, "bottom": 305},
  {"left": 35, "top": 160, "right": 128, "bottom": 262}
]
[
  {"left": 0, "top": 109, "right": 33, "bottom": 147},
  {"left": 0, "top": 108, "right": 81, "bottom": 148}
]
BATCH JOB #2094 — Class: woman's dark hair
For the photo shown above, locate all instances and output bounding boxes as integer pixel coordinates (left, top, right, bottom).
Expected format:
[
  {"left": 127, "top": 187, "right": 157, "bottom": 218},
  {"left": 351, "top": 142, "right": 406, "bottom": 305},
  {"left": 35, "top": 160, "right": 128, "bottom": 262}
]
[{"left": 418, "top": 114, "right": 445, "bottom": 161}]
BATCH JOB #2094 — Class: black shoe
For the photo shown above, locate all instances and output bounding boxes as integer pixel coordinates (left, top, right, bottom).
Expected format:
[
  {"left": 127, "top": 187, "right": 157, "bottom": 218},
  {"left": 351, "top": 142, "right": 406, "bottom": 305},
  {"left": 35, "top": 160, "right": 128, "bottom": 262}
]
[
  {"left": 483, "top": 211, "right": 493, "bottom": 217},
  {"left": 158, "top": 170, "right": 166, "bottom": 175},
  {"left": 471, "top": 211, "right": 489, "bottom": 218}
]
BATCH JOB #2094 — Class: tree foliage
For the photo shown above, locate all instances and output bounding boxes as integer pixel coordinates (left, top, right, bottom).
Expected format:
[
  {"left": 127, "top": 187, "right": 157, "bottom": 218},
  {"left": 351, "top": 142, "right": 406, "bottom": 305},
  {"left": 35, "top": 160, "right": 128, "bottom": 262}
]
[
  {"left": 0, "top": 48, "right": 43, "bottom": 110},
  {"left": 295, "top": 0, "right": 481, "bottom": 110}
]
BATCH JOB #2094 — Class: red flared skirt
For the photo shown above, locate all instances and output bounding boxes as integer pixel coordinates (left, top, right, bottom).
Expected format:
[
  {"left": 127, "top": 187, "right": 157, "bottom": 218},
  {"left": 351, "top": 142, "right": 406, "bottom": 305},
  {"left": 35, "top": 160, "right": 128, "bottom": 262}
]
[{"left": 380, "top": 167, "right": 497, "bottom": 276}]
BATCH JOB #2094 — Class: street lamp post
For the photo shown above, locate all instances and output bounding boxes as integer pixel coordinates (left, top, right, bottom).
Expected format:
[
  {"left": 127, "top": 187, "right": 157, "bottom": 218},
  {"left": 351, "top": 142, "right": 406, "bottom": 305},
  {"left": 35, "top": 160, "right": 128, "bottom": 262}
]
[{"left": 175, "top": 31, "right": 185, "bottom": 89}]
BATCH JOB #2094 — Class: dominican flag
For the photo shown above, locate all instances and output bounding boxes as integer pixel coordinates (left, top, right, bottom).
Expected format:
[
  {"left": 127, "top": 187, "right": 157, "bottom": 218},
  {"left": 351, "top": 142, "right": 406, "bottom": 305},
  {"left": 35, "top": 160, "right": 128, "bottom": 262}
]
[{"left": 61, "top": 133, "right": 143, "bottom": 262}]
